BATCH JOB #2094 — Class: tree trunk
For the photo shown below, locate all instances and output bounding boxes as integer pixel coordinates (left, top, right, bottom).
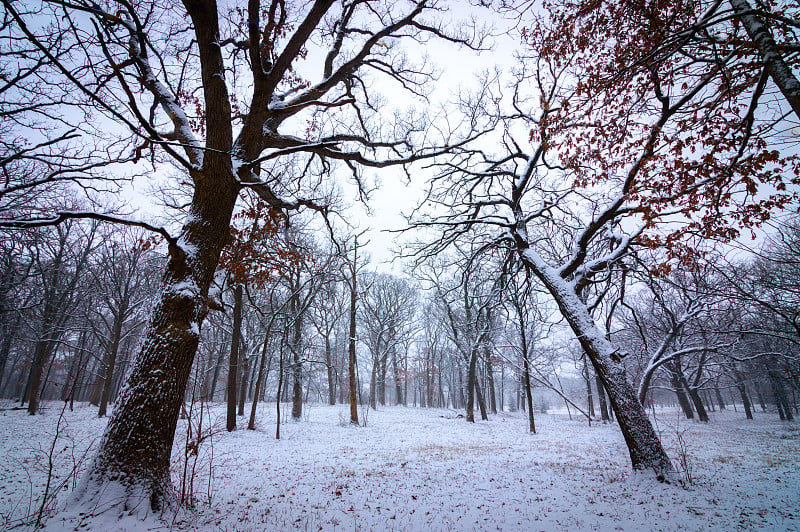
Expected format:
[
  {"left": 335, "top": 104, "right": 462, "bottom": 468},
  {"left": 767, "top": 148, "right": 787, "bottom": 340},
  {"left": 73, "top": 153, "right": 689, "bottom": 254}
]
[
  {"left": 369, "top": 359, "right": 377, "bottom": 410},
  {"left": 248, "top": 332, "right": 272, "bottom": 430},
  {"left": 391, "top": 344, "right": 403, "bottom": 406},
  {"left": 325, "top": 336, "right": 335, "bottom": 405},
  {"left": 583, "top": 353, "right": 595, "bottom": 419},
  {"left": 99, "top": 304, "right": 126, "bottom": 417},
  {"left": 687, "top": 387, "right": 709, "bottom": 422},
  {"left": 668, "top": 363, "right": 695, "bottom": 419},
  {"left": 596, "top": 373, "right": 610, "bottom": 422},
  {"left": 769, "top": 369, "right": 794, "bottom": 421},
  {"left": 738, "top": 381, "right": 754, "bottom": 420},
  {"left": 475, "top": 371, "right": 489, "bottom": 421},
  {"left": 522, "top": 354, "right": 536, "bottom": 433},
  {"left": 347, "top": 238, "right": 359, "bottom": 425},
  {"left": 227, "top": 283, "right": 243, "bottom": 432},
  {"left": 522, "top": 251, "right": 674, "bottom": 478},
  {"left": 237, "top": 352, "right": 251, "bottom": 416},
  {"left": 729, "top": 0, "right": 800, "bottom": 121},
  {"left": 378, "top": 355, "right": 387, "bottom": 406},
  {"left": 466, "top": 348, "right": 477, "bottom": 422},
  {"left": 486, "top": 351, "right": 497, "bottom": 415},
  {"left": 26, "top": 335, "right": 57, "bottom": 414},
  {"left": 714, "top": 387, "right": 726, "bottom": 410},
  {"left": 290, "top": 276, "right": 303, "bottom": 421},
  {"left": 73, "top": 170, "right": 239, "bottom": 514}
]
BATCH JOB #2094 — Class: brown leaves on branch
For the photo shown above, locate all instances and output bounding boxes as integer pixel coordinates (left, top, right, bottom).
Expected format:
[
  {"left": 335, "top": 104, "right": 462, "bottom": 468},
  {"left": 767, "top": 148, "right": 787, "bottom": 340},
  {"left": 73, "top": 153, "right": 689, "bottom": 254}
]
[
  {"left": 531, "top": 0, "right": 800, "bottom": 258},
  {"left": 218, "top": 199, "right": 301, "bottom": 288}
]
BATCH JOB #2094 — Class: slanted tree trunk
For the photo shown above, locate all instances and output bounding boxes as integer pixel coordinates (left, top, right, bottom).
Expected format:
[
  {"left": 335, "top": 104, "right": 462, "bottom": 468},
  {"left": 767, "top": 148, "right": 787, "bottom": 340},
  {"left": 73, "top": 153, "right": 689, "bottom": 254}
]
[
  {"left": 687, "top": 387, "right": 709, "bottom": 422},
  {"left": 74, "top": 167, "right": 240, "bottom": 512},
  {"left": 769, "top": 369, "right": 794, "bottom": 421},
  {"left": 520, "top": 250, "right": 674, "bottom": 478},
  {"left": 475, "top": 370, "right": 489, "bottom": 421},
  {"left": 729, "top": 0, "right": 800, "bottom": 121}
]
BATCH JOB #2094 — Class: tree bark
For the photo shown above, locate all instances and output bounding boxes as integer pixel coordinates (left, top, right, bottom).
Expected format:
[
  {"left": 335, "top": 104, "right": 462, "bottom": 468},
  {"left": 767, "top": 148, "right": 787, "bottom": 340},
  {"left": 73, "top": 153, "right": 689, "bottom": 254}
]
[
  {"left": 729, "top": 0, "right": 800, "bottom": 121},
  {"left": 347, "top": 238, "right": 360, "bottom": 425},
  {"left": 583, "top": 353, "right": 595, "bottom": 419},
  {"left": 520, "top": 249, "right": 674, "bottom": 478},
  {"left": 237, "top": 352, "right": 251, "bottom": 416},
  {"left": 596, "top": 373, "right": 610, "bottom": 422},
  {"left": 227, "top": 283, "right": 243, "bottom": 431},
  {"left": 290, "top": 271, "right": 303, "bottom": 421},
  {"left": 98, "top": 301, "right": 127, "bottom": 417},
  {"left": 486, "top": 351, "right": 497, "bottom": 415},
  {"left": 74, "top": 167, "right": 240, "bottom": 513},
  {"left": 325, "top": 336, "right": 336, "bottom": 405},
  {"left": 466, "top": 347, "right": 478, "bottom": 423},
  {"left": 248, "top": 332, "right": 272, "bottom": 430},
  {"left": 668, "top": 362, "right": 695, "bottom": 420}
]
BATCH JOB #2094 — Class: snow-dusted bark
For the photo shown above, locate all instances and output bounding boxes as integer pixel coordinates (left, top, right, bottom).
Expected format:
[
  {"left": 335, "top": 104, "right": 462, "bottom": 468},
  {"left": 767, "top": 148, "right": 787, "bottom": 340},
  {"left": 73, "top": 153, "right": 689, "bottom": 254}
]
[
  {"left": 71, "top": 174, "right": 240, "bottom": 515},
  {"left": 729, "top": 0, "right": 800, "bottom": 121},
  {"left": 517, "top": 245, "right": 674, "bottom": 478}
]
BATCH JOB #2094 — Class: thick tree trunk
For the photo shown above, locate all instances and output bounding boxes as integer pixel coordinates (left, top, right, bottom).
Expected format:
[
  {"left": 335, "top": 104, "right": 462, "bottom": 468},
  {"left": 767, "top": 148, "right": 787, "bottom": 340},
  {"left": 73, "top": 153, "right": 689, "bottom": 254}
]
[
  {"left": 475, "top": 372, "right": 489, "bottom": 421},
  {"left": 72, "top": 172, "right": 239, "bottom": 514},
  {"left": 391, "top": 346, "right": 403, "bottom": 406},
  {"left": 769, "top": 370, "right": 794, "bottom": 421},
  {"left": 26, "top": 337, "right": 54, "bottom": 414},
  {"left": 688, "top": 387, "right": 709, "bottom": 422},
  {"left": 378, "top": 355, "right": 387, "bottom": 406},
  {"left": 738, "top": 382, "right": 754, "bottom": 420},
  {"left": 369, "top": 359, "right": 377, "bottom": 410},
  {"left": 522, "top": 250, "right": 674, "bottom": 478},
  {"left": 714, "top": 387, "right": 726, "bottom": 410}
]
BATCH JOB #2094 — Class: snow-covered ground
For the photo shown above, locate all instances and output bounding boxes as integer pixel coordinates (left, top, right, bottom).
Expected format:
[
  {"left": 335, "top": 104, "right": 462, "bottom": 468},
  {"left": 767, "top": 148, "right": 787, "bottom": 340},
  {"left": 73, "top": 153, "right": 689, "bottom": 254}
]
[{"left": 1, "top": 401, "right": 798, "bottom": 531}]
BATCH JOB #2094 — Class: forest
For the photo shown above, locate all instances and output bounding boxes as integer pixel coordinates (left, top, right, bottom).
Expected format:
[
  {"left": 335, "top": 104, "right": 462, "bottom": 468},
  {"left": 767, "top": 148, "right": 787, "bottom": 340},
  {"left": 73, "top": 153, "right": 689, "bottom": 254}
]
[{"left": 0, "top": 0, "right": 798, "bottom": 529}]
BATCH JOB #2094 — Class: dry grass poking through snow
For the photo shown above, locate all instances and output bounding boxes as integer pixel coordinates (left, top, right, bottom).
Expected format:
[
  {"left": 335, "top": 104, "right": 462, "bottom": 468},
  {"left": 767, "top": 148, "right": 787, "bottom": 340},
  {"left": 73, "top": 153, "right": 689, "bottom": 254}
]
[{"left": 1, "top": 402, "right": 798, "bottom": 531}]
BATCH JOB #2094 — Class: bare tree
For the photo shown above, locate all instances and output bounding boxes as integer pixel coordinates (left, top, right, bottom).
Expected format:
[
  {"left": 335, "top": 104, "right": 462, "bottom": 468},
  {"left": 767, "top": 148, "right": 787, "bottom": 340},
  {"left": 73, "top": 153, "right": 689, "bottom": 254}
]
[{"left": 3, "top": 0, "right": 486, "bottom": 515}]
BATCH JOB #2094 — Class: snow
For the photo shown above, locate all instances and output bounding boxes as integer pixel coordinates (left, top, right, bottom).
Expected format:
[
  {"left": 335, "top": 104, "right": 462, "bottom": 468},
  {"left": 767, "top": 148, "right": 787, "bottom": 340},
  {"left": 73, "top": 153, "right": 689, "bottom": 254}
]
[{"left": 1, "top": 402, "right": 798, "bottom": 531}]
